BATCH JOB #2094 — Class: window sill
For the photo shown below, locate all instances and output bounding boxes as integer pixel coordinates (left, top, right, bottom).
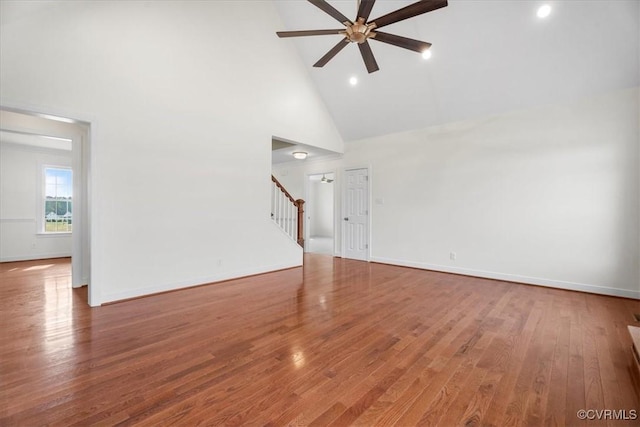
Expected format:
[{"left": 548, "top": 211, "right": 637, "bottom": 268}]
[{"left": 36, "top": 232, "right": 72, "bottom": 237}]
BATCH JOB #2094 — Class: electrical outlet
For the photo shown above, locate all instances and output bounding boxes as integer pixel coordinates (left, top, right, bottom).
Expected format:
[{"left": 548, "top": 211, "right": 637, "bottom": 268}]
[{"left": 450, "top": 252, "right": 457, "bottom": 261}]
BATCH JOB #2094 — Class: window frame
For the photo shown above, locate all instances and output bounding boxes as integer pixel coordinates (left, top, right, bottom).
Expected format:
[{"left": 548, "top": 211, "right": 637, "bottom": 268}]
[{"left": 39, "top": 165, "right": 73, "bottom": 235}]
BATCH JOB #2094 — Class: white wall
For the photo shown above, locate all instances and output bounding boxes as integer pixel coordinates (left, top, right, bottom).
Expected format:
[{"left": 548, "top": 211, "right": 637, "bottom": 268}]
[
  {"left": 0, "top": 142, "right": 72, "bottom": 261},
  {"left": 275, "top": 88, "right": 640, "bottom": 299},
  {"left": 0, "top": 1, "right": 343, "bottom": 305}
]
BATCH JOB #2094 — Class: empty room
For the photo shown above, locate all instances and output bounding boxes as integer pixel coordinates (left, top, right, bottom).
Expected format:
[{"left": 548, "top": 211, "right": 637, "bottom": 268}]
[{"left": 1, "top": 0, "right": 639, "bottom": 425}]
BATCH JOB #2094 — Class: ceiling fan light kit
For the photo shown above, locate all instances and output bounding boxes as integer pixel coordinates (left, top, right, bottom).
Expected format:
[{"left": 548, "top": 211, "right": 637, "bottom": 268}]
[{"left": 277, "top": 0, "right": 448, "bottom": 73}]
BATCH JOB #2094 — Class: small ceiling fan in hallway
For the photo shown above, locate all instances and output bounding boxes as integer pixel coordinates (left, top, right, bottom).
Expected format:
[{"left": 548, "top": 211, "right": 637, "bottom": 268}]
[
  {"left": 276, "top": 0, "right": 448, "bottom": 73},
  {"left": 320, "top": 174, "right": 334, "bottom": 183}
]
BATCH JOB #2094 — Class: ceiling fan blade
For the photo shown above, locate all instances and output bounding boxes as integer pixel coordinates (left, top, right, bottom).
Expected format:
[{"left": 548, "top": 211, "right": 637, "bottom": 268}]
[
  {"left": 369, "top": 0, "right": 448, "bottom": 29},
  {"left": 358, "top": 40, "right": 379, "bottom": 73},
  {"left": 357, "top": 0, "right": 376, "bottom": 21},
  {"left": 371, "top": 31, "right": 431, "bottom": 53},
  {"left": 277, "top": 29, "right": 345, "bottom": 38},
  {"left": 308, "top": 0, "right": 353, "bottom": 25},
  {"left": 313, "top": 38, "right": 350, "bottom": 67}
]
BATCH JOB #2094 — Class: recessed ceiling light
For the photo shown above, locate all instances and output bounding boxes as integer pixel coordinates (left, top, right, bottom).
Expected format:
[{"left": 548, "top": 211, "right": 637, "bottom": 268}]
[
  {"left": 537, "top": 4, "right": 551, "bottom": 18},
  {"left": 349, "top": 76, "right": 358, "bottom": 86},
  {"left": 422, "top": 49, "right": 432, "bottom": 60}
]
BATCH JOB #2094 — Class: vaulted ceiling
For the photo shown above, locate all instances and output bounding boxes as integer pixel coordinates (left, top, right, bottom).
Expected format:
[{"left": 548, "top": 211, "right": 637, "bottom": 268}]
[{"left": 274, "top": 0, "right": 640, "bottom": 141}]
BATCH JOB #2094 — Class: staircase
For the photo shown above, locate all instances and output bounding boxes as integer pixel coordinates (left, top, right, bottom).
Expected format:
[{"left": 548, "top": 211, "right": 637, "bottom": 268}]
[{"left": 271, "top": 175, "right": 304, "bottom": 247}]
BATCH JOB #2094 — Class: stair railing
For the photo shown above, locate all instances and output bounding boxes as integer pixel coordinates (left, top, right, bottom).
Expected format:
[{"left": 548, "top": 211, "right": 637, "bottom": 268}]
[{"left": 271, "top": 175, "right": 304, "bottom": 247}]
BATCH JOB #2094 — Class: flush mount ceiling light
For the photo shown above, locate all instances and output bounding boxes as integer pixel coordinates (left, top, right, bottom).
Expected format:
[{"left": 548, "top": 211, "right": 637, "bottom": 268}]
[
  {"left": 292, "top": 151, "right": 308, "bottom": 160},
  {"left": 537, "top": 4, "right": 552, "bottom": 18},
  {"left": 349, "top": 76, "right": 358, "bottom": 85},
  {"left": 276, "top": 0, "right": 448, "bottom": 73}
]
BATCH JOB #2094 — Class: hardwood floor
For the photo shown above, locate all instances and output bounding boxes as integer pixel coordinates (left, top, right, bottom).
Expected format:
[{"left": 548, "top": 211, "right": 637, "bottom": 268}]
[{"left": 1, "top": 255, "right": 638, "bottom": 426}]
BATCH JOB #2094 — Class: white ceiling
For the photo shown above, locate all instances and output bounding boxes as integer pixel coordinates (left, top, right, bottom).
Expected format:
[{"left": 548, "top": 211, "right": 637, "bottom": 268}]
[
  {"left": 309, "top": 172, "right": 335, "bottom": 181},
  {"left": 272, "top": 137, "right": 342, "bottom": 164},
  {"left": 274, "top": 0, "right": 640, "bottom": 141}
]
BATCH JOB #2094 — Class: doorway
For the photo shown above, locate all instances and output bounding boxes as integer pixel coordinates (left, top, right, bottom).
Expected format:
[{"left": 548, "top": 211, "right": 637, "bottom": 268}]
[
  {"left": 305, "top": 172, "right": 335, "bottom": 255},
  {"left": 0, "top": 108, "right": 91, "bottom": 303}
]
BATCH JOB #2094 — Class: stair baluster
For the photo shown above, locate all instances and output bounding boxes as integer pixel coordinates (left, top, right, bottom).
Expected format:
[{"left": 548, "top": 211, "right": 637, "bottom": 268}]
[{"left": 271, "top": 175, "right": 304, "bottom": 247}]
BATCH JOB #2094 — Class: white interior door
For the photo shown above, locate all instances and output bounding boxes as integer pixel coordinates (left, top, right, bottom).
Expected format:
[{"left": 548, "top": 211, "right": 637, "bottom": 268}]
[{"left": 343, "top": 168, "right": 369, "bottom": 261}]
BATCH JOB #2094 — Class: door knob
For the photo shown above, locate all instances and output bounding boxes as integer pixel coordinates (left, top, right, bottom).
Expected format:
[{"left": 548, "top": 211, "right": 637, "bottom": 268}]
[{"left": 344, "top": 217, "right": 349, "bottom": 221}]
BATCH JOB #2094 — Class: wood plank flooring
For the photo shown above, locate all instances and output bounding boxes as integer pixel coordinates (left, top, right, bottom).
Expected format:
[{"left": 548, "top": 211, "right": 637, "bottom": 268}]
[{"left": 1, "top": 255, "right": 638, "bottom": 426}]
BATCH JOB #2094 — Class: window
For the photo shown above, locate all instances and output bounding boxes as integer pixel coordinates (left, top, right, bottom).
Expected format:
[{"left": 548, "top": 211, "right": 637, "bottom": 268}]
[{"left": 44, "top": 167, "right": 72, "bottom": 233}]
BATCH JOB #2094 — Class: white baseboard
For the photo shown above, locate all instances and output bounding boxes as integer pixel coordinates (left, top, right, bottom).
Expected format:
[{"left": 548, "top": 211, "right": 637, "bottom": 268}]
[
  {"left": 100, "top": 261, "right": 302, "bottom": 305},
  {"left": 370, "top": 256, "right": 640, "bottom": 300},
  {"left": 1, "top": 253, "right": 71, "bottom": 262}
]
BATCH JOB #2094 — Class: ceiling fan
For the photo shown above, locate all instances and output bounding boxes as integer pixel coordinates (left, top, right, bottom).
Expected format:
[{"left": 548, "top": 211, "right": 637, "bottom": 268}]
[
  {"left": 320, "top": 174, "right": 334, "bottom": 184},
  {"left": 276, "top": 0, "right": 448, "bottom": 73}
]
